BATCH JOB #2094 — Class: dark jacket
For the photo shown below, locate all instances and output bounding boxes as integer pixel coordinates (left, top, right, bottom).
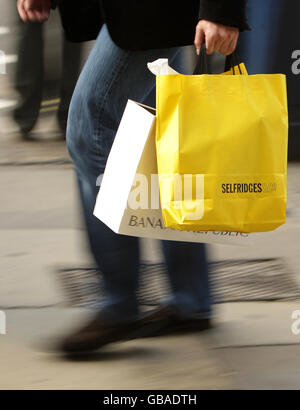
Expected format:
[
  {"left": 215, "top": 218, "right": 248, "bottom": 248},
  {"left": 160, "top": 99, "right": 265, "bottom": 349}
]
[{"left": 58, "top": 0, "right": 249, "bottom": 50}]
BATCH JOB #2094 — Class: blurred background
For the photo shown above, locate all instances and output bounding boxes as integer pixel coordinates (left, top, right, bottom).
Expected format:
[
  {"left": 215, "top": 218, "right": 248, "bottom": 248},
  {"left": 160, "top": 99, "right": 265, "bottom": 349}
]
[
  {"left": 0, "top": 0, "right": 300, "bottom": 390},
  {"left": 0, "top": 1, "right": 93, "bottom": 146}
]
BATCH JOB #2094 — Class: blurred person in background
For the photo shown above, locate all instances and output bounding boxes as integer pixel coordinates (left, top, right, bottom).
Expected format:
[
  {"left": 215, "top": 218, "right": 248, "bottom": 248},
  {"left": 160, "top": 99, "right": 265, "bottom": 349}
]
[
  {"left": 14, "top": 1, "right": 83, "bottom": 140},
  {"left": 17, "top": 0, "right": 249, "bottom": 354}
]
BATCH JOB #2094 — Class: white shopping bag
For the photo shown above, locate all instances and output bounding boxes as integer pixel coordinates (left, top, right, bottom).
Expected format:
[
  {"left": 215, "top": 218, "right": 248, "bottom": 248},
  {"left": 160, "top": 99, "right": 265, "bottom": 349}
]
[{"left": 94, "top": 99, "right": 254, "bottom": 245}]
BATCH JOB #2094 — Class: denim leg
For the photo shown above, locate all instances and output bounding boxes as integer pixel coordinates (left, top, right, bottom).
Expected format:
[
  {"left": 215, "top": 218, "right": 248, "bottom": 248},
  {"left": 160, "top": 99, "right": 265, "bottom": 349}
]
[
  {"left": 162, "top": 241, "right": 212, "bottom": 319},
  {"left": 66, "top": 25, "right": 180, "bottom": 322}
]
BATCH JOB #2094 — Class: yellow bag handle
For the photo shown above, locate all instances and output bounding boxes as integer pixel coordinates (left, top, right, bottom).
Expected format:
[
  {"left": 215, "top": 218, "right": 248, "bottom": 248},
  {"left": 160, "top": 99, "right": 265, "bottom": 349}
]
[
  {"left": 224, "top": 50, "right": 248, "bottom": 75},
  {"left": 223, "top": 62, "right": 248, "bottom": 75}
]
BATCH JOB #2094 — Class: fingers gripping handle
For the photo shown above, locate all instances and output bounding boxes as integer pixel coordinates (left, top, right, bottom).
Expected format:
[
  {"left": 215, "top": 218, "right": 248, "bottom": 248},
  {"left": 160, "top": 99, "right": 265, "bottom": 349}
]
[{"left": 193, "top": 46, "right": 244, "bottom": 75}]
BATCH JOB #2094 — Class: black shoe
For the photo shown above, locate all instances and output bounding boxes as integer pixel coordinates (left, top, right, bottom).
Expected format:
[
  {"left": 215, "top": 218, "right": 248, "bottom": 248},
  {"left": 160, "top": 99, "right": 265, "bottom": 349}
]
[
  {"left": 139, "top": 305, "right": 212, "bottom": 338},
  {"left": 13, "top": 113, "right": 36, "bottom": 136},
  {"left": 19, "top": 131, "right": 36, "bottom": 141},
  {"left": 55, "top": 306, "right": 211, "bottom": 354},
  {"left": 57, "top": 315, "right": 143, "bottom": 354}
]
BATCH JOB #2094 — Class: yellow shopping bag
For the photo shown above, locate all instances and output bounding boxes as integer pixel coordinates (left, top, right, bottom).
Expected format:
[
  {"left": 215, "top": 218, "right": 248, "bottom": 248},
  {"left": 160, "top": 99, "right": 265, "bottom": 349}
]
[{"left": 156, "top": 52, "right": 288, "bottom": 233}]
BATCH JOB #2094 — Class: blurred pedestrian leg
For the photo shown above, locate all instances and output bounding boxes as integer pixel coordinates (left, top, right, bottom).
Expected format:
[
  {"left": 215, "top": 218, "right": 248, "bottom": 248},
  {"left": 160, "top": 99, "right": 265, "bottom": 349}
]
[
  {"left": 14, "top": 21, "right": 43, "bottom": 136},
  {"left": 67, "top": 24, "right": 212, "bottom": 326},
  {"left": 13, "top": 14, "right": 82, "bottom": 139},
  {"left": 57, "top": 37, "right": 82, "bottom": 134}
]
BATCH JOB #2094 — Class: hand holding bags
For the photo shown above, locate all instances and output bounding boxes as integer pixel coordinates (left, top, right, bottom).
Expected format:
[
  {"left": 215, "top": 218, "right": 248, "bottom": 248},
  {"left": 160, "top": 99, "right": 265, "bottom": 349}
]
[{"left": 155, "top": 50, "right": 288, "bottom": 233}]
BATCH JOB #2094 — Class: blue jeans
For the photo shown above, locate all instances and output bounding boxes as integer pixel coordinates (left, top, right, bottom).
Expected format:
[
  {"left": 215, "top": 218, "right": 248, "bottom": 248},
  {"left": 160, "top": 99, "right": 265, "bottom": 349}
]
[{"left": 66, "top": 25, "right": 212, "bottom": 323}]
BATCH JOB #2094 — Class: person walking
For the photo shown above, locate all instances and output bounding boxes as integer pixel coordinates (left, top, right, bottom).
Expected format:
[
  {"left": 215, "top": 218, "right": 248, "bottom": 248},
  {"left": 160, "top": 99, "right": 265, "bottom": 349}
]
[
  {"left": 14, "top": 2, "right": 83, "bottom": 140},
  {"left": 17, "top": 0, "right": 249, "bottom": 353}
]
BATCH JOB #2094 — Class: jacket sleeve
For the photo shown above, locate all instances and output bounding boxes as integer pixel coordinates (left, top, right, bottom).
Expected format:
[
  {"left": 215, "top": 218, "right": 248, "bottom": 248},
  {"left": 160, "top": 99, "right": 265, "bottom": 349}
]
[{"left": 199, "top": 0, "right": 250, "bottom": 31}]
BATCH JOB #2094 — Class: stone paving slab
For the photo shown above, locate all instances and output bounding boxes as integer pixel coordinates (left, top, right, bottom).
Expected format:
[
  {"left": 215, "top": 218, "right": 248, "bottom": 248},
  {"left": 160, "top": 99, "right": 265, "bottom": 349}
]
[{"left": 2, "top": 306, "right": 300, "bottom": 390}]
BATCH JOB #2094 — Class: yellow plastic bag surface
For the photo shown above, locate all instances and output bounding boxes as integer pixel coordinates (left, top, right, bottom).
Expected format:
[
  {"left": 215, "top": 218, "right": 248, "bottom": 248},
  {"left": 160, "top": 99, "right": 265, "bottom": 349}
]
[{"left": 156, "top": 64, "right": 288, "bottom": 233}]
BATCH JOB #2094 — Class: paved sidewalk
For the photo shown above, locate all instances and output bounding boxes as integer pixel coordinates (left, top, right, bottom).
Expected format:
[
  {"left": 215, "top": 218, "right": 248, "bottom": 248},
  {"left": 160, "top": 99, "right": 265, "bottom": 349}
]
[
  {"left": 1, "top": 302, "right": 300, "bottom": 390},
  {"left": 0, "top": 115, "right": 70, "bottom": 165}
]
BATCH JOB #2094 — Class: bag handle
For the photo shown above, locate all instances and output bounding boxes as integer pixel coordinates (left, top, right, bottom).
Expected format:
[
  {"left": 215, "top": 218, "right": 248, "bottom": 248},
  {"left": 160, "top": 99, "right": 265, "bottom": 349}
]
[
  {"left": 193, "top": 45, "right": 244, "bottom": 75},
  {"left": 224, "top": 49, "right": 243, "bottom": 74},
  {"left": 193, "top": 45, "right": 211, "bottom": 75}
]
